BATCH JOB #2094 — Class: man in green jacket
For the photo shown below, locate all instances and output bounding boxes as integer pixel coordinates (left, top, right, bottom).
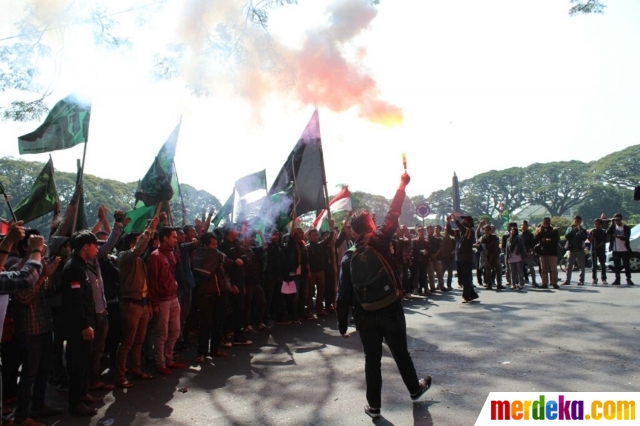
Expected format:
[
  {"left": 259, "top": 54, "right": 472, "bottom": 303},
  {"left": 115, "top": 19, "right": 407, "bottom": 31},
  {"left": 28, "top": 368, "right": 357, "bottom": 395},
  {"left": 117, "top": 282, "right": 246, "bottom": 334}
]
[{"left": 562, "top": 216, "right": 588, "bottom": 286}]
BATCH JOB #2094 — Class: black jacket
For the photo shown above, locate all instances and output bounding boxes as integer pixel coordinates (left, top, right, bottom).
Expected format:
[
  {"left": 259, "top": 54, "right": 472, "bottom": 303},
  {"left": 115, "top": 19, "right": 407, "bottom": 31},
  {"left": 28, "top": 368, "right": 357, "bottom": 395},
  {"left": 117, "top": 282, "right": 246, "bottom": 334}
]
[
  {"left": 521, "top": 230, "right": 535, "bottom": 253},
  {"left": 534, "top": 226, "right": 560, "bottom": 257},
  {"left": 263, "top": 242, "right": 285, "bottom": 279},
  {"left": 607, "top": 223, "right": 632, "bottom": 252},
  {"left": 284, "top": 238, "right": 308, "bottom": 276},
  {"left": 192, "top": 247, "right": 231, "bottom": 296},
  {"left": 60, "top": 255, "right": 96, "bottom": 332},
  {"left": 446, "top": 220, "right": 475, "bottom": 263},
  {"left": 219, "top": 239, "right": 245, "bottom": 289},
  {"left": 337, "top": 189, "right": 405, "bottom": 335}
]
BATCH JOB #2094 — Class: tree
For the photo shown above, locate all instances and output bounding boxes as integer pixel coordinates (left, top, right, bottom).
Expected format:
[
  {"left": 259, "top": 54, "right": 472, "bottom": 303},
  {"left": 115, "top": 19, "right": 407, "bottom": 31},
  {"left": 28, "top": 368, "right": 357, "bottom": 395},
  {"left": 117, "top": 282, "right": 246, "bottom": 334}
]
[
  {"left": 350, "top": 190, "right": 390, "bottom": 222},
  {"left": 550, "top": 216, "right": 573, "bottom": 236},
  {"left": 0, "top": 156, "right": 220, "bottom": 235},
  {"left": 576, "top": 185, "right": 627, "bottom": 223},
  {"left": 569, "top": 0, "right": 606, "bottom": 16},
  {"left": 522, "top": 161, "right": 591, "bottom": 217},
  {"left": 459, "top": 168, "right": 527, "bottom": 229},
  {"left": 424, "top": 189, "right": 453, "bottom": 225},
  {"left": 590, "top": 145, "right": 640, "bottom": 189}
]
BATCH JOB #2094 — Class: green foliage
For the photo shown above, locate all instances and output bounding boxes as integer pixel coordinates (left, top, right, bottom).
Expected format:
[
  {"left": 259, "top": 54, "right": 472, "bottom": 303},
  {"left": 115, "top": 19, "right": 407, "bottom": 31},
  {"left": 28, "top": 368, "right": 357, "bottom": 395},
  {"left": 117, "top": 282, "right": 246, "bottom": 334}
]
[
  {"left": 522, "top": 161, "right": 592, "bottom": 217},
  {"left": 589, "top": 145, "right": 640, "bottom": 189},
  {"left": 0, "top": 157, "right": 220, "bottom": 235},
  {"left": 550, "top": 216, "right": 573, "bottom": 235},
  {"left": 569, "top": 0, "right": 606, "bottom": 16}
]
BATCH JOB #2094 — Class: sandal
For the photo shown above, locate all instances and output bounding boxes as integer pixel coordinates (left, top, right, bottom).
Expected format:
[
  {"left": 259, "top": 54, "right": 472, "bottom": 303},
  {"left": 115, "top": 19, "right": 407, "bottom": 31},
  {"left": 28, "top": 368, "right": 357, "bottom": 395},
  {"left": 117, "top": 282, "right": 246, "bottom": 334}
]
[
  {"left": 194, "top": 355, "right": 205, "bottom": 363},
  {"left": 116, "top": 380, "right": 134, "bottom": 389},
  {"left": 132, "top": 372, "right": 154, "bottom": 380}
]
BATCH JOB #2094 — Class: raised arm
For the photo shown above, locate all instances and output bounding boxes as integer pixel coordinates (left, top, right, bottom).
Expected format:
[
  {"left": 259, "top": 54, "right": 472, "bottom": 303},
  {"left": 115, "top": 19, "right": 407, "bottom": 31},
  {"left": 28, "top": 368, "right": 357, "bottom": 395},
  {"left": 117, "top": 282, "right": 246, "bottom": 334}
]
[{"left": 378, "top": 173, "right": 410, "bottom": 243}]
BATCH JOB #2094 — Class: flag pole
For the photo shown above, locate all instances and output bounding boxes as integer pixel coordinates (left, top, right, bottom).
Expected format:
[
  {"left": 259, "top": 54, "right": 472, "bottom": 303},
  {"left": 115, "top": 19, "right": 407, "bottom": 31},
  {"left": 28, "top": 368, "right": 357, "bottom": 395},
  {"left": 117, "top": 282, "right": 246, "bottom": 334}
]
[
  {"left": 70, "top": 140, "right": 89, "bottom": 235},
  {"left": 173, "top": 161, "right": 187, "bottom": 226},
  {"left": 231, "top": 189, "right": 235, "bottom": 224},
  {"left": 50, "top": 154, "right": 58, "bottom": 205},
  {"left": 0, "top": 181, "right": 16, "bottom": 222},
  {"left": 290, "top": 156, "right": 300, "bottom": 234},
  {"left": 315, "top": 110, "right": 339, "bottom": 300}
]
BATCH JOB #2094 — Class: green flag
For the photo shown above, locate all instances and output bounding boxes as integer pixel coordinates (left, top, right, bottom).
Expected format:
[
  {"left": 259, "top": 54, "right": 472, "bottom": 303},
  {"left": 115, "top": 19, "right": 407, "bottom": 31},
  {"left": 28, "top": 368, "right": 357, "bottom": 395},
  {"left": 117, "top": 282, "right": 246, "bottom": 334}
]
[
  {"left": 18, "top": 94, "right": 91, "bottom": 155},
  {"left": 135, "top": 120, "right": 181, "bottom": 207},
  {"left": 124, "top": 204, "right": 158, "bottom": 233},
  {"left": 235, "top": 170, "right": 267, "bottom": 198},
  {"left": 13, "top": 157, "right": 58, "bottom": 224},
  {"left": 212, "top": 191, "right": 235, "bottom": 228}
]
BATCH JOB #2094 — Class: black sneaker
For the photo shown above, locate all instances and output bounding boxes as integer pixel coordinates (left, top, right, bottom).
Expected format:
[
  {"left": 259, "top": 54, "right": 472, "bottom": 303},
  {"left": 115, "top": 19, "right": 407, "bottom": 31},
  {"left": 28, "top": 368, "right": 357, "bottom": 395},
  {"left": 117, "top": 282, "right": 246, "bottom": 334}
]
[
  {"left": 627, "top": 280, "right": 634, "bottom": 286},
  {"left": 364, "top": 405, "right": 381, "bottom": 418},
  {"left": 411, "top": 376, "right": 432, "bottom": 401},
  {"left": 612, "top": 280, "right": 621, "bottom": 286}
]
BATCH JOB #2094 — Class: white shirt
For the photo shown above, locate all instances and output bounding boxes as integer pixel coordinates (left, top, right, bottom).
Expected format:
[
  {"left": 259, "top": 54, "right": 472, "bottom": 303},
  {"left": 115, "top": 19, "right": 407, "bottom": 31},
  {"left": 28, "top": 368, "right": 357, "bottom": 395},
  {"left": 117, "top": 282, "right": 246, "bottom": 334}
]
[{"left": 614, "top": 225, "right": 628, "bottom": 252}]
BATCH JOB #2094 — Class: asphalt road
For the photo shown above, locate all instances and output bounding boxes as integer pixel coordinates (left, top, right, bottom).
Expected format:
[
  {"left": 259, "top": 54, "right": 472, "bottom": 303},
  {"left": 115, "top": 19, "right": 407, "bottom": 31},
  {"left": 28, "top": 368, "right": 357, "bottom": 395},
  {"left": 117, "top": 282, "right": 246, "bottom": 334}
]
[{"left": 39, "top": 271, "right": 638, "bottom": 426}]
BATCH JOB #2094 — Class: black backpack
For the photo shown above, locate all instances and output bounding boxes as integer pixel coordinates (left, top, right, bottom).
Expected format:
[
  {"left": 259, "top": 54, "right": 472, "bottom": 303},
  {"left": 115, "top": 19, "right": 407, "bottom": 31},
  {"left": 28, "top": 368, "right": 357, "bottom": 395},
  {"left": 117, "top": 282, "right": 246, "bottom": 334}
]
[{"left": 348, "top": 245, "right": 399, "bottom": 311}]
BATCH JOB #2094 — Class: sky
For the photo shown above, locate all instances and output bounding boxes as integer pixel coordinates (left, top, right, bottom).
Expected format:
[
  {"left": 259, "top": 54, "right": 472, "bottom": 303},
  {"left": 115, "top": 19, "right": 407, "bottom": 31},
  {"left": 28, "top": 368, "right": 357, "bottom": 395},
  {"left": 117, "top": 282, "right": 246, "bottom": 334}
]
[{"left": 1, "top": 0, "right": 640, "bottom": 205}]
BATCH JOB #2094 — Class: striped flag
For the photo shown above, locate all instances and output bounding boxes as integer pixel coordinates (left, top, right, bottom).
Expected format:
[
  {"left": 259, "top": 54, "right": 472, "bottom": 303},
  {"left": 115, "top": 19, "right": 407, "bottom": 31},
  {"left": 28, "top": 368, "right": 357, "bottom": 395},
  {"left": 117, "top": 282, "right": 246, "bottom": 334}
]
[{"left": 312, "top": 186, "right": 352, "bottom": 229}]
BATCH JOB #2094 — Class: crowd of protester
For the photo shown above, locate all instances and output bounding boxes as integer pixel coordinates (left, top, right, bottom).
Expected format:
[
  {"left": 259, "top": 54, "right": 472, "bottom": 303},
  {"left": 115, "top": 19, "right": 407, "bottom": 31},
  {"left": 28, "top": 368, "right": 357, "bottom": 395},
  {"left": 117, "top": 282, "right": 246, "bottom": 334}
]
[{"left": 0, "top": 201, "right": 635, "bottom": 424}]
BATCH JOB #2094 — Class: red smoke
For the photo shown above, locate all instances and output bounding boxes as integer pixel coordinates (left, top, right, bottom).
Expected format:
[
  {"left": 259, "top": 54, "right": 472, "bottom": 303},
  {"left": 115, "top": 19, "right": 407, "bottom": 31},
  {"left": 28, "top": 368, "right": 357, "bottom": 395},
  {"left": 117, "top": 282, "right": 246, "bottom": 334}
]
[
  {"left": 287, "top": 0, "right": 403, "bottom": 126},
  {"left": 175, "top": 0, "right": 403, "bottom": 127}
]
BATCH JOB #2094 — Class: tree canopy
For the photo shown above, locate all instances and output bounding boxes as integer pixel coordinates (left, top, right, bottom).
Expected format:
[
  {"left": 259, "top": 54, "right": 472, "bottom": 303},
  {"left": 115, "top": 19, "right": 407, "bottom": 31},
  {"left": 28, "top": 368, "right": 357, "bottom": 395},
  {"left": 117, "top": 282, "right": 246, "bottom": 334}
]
[{"left": 0, "top": 157, "right": 220, "bottom": 236}]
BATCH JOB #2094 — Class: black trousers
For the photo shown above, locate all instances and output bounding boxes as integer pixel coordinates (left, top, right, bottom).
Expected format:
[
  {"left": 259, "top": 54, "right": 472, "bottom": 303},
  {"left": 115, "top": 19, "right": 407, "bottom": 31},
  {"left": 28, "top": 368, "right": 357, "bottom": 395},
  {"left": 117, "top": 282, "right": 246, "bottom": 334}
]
[
  {"left": 198, "top": 294, "right": 226, "bottom": 356},
  {"left": 457, "top": 261, "right": 478, "bottom": 301},
  {"left": 15, "top": 332, "right": 53, "bottom": 422},
  {"left": 613, "top": 252, "right": 632, "bottom": 281},
  {"left": 105, "top": 301, "right": 121, "bottom": 367},
  {"left": 357, "top": 302, "right": 420, "bottom": 408},
  {"left": 324, "top": 268, "right": 337, "bottom": 309},
  {"left": 50, "top": 307, "right": 67, "bottom": 381},
  {"left": 592, "top": 251, "right": 607, "bottom": 281},
  {"left": 263, "top": 274, "right": 281, "bottom": 322},
  {"left": 411, "top": 263, "right": 427, "bottom": 292},
  {"left": 1, "top": 339, "right": 21, "bottom": 401},
  {"left": 229, "top": 291, "right": 245, "bottom": 337},
  {"left": 66, "top": 331, "right": 92, "bottom": 409}
]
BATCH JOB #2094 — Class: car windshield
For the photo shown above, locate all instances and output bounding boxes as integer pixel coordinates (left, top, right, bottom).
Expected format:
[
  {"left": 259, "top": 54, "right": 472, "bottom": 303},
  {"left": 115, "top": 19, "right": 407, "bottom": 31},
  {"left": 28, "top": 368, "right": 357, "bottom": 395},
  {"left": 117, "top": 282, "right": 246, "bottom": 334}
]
[{"left": 631, "top": 224, "right": 640, "bottom": 240}]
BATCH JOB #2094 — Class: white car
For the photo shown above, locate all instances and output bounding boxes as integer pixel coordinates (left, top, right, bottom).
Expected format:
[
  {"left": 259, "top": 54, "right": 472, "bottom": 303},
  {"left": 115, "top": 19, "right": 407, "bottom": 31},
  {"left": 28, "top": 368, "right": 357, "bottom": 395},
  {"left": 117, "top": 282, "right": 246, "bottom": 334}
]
[{"left": 605, "top": 224, "right": 640, "bottom": 272}]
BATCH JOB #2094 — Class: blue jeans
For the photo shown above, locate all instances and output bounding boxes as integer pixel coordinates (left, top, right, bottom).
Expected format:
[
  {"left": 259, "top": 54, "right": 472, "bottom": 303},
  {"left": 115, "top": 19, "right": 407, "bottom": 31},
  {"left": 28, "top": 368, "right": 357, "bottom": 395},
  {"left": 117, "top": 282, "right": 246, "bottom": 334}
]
[
  {"left": 357, "top": 302, "right": 420, "bottom": 408},
  {"left": 15, "top": 332, "right": 53, "bottom": 422}
]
